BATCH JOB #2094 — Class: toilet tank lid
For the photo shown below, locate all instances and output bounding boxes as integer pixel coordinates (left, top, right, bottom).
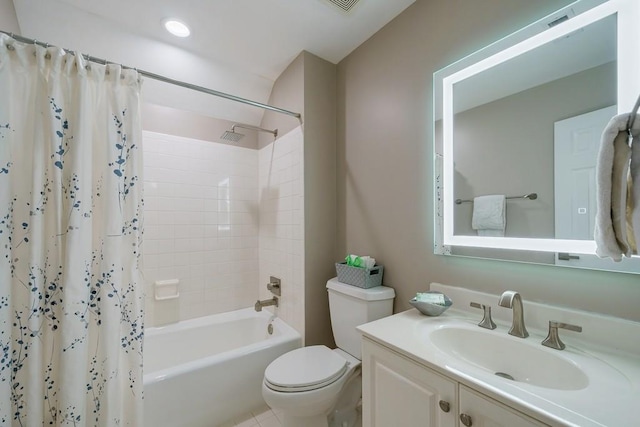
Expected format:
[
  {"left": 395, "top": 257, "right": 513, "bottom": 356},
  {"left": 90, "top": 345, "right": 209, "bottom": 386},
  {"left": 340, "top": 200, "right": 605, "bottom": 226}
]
[{"left": 326, "top": 277, "right": 395, "bottom": 301}]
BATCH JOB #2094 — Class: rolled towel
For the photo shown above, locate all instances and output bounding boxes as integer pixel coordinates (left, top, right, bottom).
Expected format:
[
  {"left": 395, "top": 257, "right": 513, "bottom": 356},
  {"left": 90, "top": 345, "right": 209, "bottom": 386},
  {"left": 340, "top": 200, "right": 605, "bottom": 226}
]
[
  {"left": 472, "top": 195, "right": 506, "bottom": 237},
  {"left": 595, "top": 113, "right": 639, "bottom": 261},
  {"left": 627, "top": 173, "right": 637, "bottom": 254},
  {"left": 629, "top": 122, "right": 640, "bottom": 254},
  {"left": 611, "top": 127, "right": 632, "bottom": 255}
]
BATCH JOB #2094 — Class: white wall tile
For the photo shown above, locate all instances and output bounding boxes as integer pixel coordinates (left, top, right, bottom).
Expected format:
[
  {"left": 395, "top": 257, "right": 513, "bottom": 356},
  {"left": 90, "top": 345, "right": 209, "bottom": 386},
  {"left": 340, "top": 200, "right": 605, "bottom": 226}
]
[
  {"left": 143, "top": 131, "right": 259, "bottom": 326},
  {"left": 258, "top": 127, "right": 305, "bottom": 341},
  {"left": 174, "top": 211, "right": 204, "bottom": 225},
  {"left": 143, "top": 127, "right": 301, "bottom": 329},
  {"left": 154, "top": 211, "right": 175, "bottom": 224},
  {"left": 144, "top": 238, "right": 174, "bottom": 255}
]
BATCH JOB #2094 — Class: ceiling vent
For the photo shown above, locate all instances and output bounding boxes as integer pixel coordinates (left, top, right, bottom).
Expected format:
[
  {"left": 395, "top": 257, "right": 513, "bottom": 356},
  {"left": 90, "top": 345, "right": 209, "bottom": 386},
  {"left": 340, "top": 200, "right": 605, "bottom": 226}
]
[{"left": 325, "top": 0, "right": 361, "bottom": 13}]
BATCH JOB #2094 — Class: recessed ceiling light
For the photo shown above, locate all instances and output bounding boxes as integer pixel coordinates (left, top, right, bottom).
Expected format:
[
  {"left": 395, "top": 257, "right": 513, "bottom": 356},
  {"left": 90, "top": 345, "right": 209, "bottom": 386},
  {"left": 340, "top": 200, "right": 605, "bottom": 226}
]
[{"left": 163, "top": 19, "right": 190, "bottom": 38}]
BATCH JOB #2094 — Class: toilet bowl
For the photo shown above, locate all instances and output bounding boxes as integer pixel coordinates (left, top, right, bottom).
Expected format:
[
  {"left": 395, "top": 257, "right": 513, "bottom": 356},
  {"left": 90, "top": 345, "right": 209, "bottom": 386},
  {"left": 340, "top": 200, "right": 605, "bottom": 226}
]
[
  {"left": 262, "top": 346, "right": 361, "bottom": 427},
  {"left": 262, "top": 278, "right": 395, "bottom": 427}
]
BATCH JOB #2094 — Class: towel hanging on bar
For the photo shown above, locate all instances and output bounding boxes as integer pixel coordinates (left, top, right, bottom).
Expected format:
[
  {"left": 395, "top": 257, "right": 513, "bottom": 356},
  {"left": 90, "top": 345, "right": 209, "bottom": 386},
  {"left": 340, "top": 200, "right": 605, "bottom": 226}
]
[
  {"left": 455, "top": 193, "right": 537, "bottom": 205},
  {"left": 594, "top": 95, "right": 640, "bottom": 261},
  {"left": 472, "top": 195, "right": 506, "bottom": 237},
  {"left": 628, "top": 93, "right": 640, "bottom": 252}
]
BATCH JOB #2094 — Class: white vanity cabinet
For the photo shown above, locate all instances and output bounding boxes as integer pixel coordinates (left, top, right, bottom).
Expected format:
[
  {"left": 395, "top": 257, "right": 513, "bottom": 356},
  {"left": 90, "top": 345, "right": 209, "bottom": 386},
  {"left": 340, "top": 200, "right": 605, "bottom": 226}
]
[
  {"left": 458, "top": 385, "right": 547, "bottom": 427},
  {"left": 362, "top": 337, "right": 547, "bottom": 427},
  {"left": 362, "top": 337, "right": 457, "bottom": 426}
]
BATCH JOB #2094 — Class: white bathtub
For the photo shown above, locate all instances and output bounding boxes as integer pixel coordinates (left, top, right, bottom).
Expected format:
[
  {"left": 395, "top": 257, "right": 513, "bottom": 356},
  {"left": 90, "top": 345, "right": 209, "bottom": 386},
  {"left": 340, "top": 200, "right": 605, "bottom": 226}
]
[{"left": 143, "top": 308, "right": 301, "bottom": 427}]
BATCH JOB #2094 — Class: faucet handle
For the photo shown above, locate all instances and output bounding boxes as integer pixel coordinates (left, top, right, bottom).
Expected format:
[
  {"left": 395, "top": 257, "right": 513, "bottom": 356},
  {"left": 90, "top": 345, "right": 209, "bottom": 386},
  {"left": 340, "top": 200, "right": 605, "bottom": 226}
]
[
  {"left": 267, "top": 276, "right": 281, "bottom": 296},
  {"left": 470, "top": 302, "right": 497, "bottom": 330},
  {"left": 542, "top": 321, "right": 582, "bottom": 350}
]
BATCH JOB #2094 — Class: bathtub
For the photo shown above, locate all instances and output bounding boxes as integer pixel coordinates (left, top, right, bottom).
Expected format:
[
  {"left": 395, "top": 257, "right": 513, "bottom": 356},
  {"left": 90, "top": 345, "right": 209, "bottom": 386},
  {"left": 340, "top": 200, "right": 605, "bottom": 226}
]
[{"left": 143, "top": 308, "right": 301, "bottom": 427}]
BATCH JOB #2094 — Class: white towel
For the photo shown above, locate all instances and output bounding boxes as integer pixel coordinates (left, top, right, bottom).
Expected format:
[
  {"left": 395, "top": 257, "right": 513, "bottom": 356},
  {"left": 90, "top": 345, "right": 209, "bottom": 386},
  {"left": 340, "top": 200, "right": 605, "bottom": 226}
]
[
  {"left": 629, "top": 120, "right": 640, "bottom": 254},
  {"left": 611, "top": 125, "right": 632, "bottom": 255},
  {"left": 472, "top": 195, "right": 506, "bottom": 237},
  {"left": 594, "top": 113, "right": 639, "bottom": 261}
]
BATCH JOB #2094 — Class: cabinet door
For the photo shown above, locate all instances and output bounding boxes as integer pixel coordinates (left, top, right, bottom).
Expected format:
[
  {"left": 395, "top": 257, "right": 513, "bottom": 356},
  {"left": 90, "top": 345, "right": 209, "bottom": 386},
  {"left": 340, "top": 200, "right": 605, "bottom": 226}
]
[
  {"left": 362, "top": 338, "right": 457, "bottom": 427},
  {"left": 458, "top": 385, "right": 548, "bottom": 427}
]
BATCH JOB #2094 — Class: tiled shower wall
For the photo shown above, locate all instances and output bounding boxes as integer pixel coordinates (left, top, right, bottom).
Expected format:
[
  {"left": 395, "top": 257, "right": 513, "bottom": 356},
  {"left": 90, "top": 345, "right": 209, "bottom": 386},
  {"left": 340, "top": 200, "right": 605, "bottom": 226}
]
[
  {"left": 258, "top": 127, "right": 305, "bottom": 339},
  {"left": 142, "top": 131, "right": 260, "bottom": 326},
  {"left": 141, "top": 128, "right": 305, "bottom": 334}
]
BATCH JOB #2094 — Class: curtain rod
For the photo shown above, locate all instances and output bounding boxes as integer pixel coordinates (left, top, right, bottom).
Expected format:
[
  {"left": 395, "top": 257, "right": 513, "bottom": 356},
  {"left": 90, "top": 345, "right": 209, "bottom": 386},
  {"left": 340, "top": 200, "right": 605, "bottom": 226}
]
[{"left": 0, "top": 30, "right": 302, "bottom": 120}]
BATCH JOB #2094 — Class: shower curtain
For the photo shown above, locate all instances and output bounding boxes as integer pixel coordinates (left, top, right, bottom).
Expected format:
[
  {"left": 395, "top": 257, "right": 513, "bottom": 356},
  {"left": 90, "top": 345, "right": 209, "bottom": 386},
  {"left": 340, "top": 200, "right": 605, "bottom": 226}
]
[{"left": 0, "top": 34, "right": 144, "bottom": 426}]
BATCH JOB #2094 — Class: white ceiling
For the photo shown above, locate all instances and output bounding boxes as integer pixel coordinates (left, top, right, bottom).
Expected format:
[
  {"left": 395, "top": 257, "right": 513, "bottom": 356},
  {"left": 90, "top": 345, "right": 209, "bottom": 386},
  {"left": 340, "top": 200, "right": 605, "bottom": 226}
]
[{"left": 11, "top": 0, "right": 416, "bottom": 124}]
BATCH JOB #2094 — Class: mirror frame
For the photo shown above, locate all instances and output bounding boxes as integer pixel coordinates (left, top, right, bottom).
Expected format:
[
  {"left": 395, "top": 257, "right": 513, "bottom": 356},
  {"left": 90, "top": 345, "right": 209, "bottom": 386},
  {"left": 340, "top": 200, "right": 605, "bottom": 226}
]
[{"left": 434, "top": 0, "right": 640, "bottom": 257}]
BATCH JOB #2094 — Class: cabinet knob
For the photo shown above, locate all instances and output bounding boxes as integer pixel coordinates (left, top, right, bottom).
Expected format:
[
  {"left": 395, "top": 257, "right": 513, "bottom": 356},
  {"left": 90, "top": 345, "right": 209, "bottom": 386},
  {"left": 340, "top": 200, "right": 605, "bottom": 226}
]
[
  {"left": 460, "top": 413, "right": 473, "bottom": 426},
  {"left": 438, "top": 400, "right": 450, "bottom": 413}
]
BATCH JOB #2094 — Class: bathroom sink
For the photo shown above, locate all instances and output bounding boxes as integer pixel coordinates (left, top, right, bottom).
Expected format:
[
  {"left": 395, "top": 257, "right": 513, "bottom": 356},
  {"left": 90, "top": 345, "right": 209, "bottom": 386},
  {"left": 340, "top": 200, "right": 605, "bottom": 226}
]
[{"left": 429, "top": 326, "right": 589, "bottom": 390}]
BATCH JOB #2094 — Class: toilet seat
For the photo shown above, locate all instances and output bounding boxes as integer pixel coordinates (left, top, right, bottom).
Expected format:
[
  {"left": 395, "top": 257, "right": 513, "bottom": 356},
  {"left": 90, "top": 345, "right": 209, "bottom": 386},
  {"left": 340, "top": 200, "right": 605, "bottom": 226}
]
[{"left": 264, "top": 345, "right": 348, "bottom": 392}]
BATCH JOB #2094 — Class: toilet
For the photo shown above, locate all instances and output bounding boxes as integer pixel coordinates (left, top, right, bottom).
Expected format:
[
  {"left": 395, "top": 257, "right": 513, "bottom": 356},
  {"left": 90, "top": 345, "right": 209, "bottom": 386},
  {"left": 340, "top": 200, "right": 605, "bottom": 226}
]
[{"left": 262, "top": 277, "right": 395, "bottom": 427}]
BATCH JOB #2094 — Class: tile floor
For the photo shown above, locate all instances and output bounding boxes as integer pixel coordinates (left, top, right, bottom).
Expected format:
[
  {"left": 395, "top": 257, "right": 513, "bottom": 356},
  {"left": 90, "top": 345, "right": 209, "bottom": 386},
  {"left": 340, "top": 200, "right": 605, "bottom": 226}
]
[
  {"left": 218, "top": 402, "right": 362, "bottom": 427},
  {"left": 217, "top": 404, "right": 283, "bottom": 427}
]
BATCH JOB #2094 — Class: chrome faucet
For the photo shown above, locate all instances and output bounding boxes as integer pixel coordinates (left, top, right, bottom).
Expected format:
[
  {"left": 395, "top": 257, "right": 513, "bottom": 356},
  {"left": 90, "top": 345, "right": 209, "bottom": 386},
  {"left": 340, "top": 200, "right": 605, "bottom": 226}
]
[
  {"left": 254, "top": 296, "right": 279, "bottom": 312},
  {"left": 498, "top": 291, "right": 529, "bottom": 338}
]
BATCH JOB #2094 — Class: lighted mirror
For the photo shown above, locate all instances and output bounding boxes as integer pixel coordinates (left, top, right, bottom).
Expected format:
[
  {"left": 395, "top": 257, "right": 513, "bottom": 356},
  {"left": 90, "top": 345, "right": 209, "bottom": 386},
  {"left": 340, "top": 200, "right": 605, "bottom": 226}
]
[{"left": 433, "top": 0, "right": 640, "bottom": 273}]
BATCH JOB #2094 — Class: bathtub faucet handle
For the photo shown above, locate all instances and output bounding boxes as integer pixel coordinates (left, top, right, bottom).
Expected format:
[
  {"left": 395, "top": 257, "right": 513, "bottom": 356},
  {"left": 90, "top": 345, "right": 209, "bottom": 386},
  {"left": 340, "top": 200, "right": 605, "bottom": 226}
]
[{"left": 267, "top": 276, "right": 281, "bottom": 296}]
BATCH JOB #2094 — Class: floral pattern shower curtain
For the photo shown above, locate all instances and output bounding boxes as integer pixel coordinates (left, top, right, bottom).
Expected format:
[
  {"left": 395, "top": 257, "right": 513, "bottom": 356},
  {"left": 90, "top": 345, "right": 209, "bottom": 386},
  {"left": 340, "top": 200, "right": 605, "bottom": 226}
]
[{"left": 0, "top": 34, "right": 144, "bottom": 426}]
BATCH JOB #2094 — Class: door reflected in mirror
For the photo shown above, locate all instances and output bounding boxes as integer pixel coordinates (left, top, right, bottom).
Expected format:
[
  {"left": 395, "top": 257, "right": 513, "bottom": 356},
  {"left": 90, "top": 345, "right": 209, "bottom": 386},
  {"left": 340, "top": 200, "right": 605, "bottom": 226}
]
[{"left": 433, "top": 0, "right": 640, "bottom": 274}]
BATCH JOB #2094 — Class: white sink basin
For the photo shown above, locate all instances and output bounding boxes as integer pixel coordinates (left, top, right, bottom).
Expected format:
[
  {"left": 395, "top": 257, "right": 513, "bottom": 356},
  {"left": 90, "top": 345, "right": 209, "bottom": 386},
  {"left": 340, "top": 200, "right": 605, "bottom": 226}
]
[
  {"left": 359, "top": 291, "right": 640, "bottom": 427},
  {"left": 429, "top": 326, "right": 589, "bottom": 390}
]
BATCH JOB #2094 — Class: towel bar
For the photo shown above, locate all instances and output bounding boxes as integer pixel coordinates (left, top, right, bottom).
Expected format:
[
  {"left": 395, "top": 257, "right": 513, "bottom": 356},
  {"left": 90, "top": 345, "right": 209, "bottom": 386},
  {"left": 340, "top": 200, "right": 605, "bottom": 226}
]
[{"left": 455, "top": 193, "right": 537, "bottom": 205}]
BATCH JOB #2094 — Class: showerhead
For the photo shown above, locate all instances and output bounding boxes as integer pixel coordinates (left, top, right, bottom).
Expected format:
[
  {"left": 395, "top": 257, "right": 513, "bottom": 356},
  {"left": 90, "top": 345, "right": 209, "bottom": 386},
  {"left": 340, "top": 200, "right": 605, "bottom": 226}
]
[
  {"left": 220, "top": 129, "right": 245, "bottom": 142},
  {"left": 220, "top": 123, "right": 278, "bottom": 143}
]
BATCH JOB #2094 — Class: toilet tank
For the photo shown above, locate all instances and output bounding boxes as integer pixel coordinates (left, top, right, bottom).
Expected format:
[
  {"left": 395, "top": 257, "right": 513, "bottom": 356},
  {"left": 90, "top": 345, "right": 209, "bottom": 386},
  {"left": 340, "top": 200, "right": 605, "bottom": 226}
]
[{"left": 326, "top": 277, "right": 395, "bottom": 359}]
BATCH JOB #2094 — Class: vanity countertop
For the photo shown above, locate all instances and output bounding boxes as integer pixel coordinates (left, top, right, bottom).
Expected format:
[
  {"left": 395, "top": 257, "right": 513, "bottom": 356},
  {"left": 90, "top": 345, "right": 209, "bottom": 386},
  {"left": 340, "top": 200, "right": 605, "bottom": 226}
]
[{"left": 357, "top": 286, "right": 640, "bottom": 427}]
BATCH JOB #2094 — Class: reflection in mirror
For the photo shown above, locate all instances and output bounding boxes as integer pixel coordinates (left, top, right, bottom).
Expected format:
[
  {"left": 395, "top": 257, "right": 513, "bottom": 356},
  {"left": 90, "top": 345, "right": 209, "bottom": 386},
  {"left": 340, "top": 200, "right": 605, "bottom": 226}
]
[
  {"left": 452, "top": 16, "right": 616, "bottom": 239},
  {"left": 433, "top": 0, "right": 640, "bottom": 274}
]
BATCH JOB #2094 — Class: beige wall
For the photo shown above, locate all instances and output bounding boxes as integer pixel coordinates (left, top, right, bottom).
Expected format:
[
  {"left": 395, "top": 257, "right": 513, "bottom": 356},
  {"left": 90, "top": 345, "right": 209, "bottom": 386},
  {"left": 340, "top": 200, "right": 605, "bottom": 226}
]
[
  {"left": 261, "top": 51, "right": 337, "bottom": 346},
  {"left": 301, "top": 53, "right": 337, "bottom": 347},
  {"left": 0, "top": 0, "right": 20, "bottom": 34},
  {"left": 337, "top": 0, "right": 640, "bottom": 322},
  {"left": 260, "top": 53, "right": 305, "bottom": 149}
]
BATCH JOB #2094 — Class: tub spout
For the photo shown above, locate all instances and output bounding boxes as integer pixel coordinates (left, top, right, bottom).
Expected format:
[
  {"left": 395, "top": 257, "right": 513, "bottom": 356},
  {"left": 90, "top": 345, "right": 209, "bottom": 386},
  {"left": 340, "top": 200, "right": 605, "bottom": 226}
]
[{"left": 255, "top": 296, "right": 279, "bottom": 312}]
